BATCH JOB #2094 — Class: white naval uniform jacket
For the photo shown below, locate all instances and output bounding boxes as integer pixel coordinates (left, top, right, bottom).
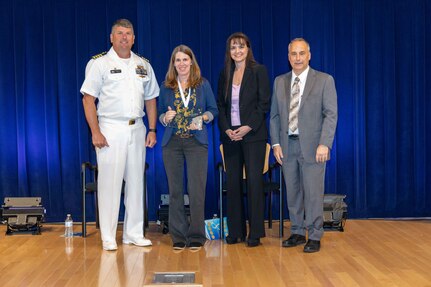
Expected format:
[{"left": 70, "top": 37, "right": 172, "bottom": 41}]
[{"left": 80, "top": 47, "right": 159, "bottom": 119}]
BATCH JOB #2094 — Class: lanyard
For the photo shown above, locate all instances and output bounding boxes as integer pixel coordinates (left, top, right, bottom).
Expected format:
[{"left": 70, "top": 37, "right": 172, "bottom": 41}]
[{"left": 177, "top": 78, "right": 191, "bottom": 107}]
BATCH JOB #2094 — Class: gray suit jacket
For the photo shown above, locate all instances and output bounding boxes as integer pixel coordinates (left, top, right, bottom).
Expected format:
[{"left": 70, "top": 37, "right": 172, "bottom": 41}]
[{"left": 270, "top": 67, "right": 338, "bottom": 163}]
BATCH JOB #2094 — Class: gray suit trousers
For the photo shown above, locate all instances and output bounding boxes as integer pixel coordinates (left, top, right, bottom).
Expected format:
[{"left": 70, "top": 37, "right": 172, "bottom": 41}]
[{"left": 282, "top": 137, "right": 325, "bottom": 241}]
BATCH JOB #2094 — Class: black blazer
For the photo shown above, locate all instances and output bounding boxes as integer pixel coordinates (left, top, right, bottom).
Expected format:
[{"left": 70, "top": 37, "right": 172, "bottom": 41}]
[{"left": 217, "top": 63, "right": 271, "bottom": 143}]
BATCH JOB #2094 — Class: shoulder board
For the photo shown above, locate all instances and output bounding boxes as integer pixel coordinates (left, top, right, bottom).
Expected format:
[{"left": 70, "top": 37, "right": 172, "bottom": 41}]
[
  {"left": 91, "top": 52, "right": 107, "bottom": 60},
  {"left": 135, "top": 53, "right": 150, "bottom": 63}
]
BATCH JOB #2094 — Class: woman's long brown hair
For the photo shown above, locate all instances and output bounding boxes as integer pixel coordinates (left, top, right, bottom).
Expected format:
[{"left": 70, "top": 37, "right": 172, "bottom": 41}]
[
  {"left": 165, "top": 44, "right": 203, "bottom": 90},
  {"left": 223, "top": 32, "right": 256, "bottom": 99}
]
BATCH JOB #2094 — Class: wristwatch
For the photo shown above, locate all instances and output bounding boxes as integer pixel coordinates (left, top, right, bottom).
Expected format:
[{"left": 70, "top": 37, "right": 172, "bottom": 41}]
[{"left": 148, "top": 128, "right": 157, "bottom": 133}]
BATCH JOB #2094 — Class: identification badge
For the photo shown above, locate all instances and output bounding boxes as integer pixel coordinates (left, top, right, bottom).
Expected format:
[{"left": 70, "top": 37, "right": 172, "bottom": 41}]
[
  {"left": 136, "top": 65, "right": 147, "bottom": 77},
  {"left": 110, "top": 68, "right": 122, "bottom": 74}
]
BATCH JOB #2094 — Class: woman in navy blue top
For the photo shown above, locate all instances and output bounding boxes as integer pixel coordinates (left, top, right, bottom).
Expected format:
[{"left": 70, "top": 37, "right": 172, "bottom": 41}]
[{"left": 158, "top": 44, "right": 218, "bottom": 250}]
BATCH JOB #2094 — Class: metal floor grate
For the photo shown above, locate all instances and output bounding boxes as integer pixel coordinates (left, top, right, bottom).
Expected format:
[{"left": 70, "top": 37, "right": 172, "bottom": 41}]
[{"left": 153, "top": 272, "right": 195, "bottom": 284}]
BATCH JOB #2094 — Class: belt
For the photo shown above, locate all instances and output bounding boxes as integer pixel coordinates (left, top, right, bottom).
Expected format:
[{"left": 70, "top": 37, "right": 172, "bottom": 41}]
[
  {"left": 289, "top": 134, "right": 299, "bottom": 139},
  {"left": 175, "top": 133, "right": 194, "bottom": 138},
  {"left": 98, "top": 118, "right": 141, "bottom": 126}
]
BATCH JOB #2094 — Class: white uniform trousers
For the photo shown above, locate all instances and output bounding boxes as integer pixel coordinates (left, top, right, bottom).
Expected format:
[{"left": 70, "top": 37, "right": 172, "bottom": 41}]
[{"left": 96, "top": 118, "right": 146, "bottom": 244}]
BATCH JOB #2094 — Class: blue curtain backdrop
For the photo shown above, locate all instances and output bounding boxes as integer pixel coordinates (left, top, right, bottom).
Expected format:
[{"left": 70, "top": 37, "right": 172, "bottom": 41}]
[{"left": 0, "top": 0, "right": 430, "bottom": 222}]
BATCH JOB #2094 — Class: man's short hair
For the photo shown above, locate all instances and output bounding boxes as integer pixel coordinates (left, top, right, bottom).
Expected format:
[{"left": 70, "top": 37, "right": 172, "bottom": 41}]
[
  {"left": 288, "top": 38, "right": 310, "bottom": 52},
  {"left": 111, "top": 19, "right": 134, "bottom": 34}
]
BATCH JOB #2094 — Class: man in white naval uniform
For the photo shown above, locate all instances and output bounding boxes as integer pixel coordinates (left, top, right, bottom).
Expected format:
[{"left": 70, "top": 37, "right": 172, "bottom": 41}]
[{"left": 81, "top": 19, "right": 159, "bottom": 251}]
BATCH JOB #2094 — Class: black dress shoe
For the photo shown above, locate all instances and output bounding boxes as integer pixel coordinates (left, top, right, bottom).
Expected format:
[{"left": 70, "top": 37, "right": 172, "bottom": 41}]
[
  {"left": 188, "top": 242, "right": 203, "bottom": 250},
  {"left": 303, "top": 240, "right": 320, "bottom": 253},
  {"left": 173, "top": 242, "right": 186, "bottom": 250},
  {"left": 282, "top": 234, "right": 306, "bottom": 248},
  {"left": 246, "top": 238, "right": 260, "bottom": 247},
  {"left": 225, "top": 236, "right": 245, "bottom": 245}
]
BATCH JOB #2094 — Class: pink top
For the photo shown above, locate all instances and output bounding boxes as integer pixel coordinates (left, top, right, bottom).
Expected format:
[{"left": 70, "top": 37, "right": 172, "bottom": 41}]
[{"left": 231, "top": 84, "right": 241, "bottom": 126}]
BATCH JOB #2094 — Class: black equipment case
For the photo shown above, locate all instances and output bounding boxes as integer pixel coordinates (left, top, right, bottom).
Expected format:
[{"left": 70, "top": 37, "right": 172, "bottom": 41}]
[
  {"left": 323, "top": 194, "right": 347, "bottom": 231},
  {"left": 1, "top": 197, "right": 45, "bottom": 235}
]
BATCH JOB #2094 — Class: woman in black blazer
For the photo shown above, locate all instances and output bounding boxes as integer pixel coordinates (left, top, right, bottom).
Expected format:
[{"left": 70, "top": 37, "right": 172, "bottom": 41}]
[{"left": 217, "top": 32, "right": 271, "bottom": 247}]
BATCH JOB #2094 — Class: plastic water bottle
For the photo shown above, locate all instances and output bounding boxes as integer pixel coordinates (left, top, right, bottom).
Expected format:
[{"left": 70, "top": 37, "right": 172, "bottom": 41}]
[{"left": 65, "top": 214, "right": 73, "bottom": 237}]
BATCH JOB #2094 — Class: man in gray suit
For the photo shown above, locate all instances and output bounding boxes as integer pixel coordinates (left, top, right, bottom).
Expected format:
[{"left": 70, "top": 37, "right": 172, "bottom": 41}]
[{"left": 270, "top": 38, "right": 338, "bottom": 253}]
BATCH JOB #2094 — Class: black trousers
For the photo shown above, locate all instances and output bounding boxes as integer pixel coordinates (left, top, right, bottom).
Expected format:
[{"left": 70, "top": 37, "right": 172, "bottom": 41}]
[
  {"left": 162, "top": 136, "right": 208, "bottom": 245},
  {"left": 223, "top": 139, "right": 266, "bottom": 239}
]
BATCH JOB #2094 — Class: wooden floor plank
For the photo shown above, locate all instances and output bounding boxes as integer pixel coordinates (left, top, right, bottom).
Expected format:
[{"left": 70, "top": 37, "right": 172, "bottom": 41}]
[{"left": 0, "top": 220, "right": 431, "bottom": 286}]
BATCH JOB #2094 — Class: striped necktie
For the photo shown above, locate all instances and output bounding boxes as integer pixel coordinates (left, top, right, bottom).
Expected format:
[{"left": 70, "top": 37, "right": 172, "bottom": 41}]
[{"left": 289, "top": 77, "right": 300, "bottom": 132}]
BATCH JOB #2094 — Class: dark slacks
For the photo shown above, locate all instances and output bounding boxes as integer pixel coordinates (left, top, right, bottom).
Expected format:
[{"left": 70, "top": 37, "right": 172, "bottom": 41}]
[
  {"left": 162, "top": 136, "right": 208, "bottom": 245},
  {"left": 223, "top": 139, "right": 266, "bottom": 239}
]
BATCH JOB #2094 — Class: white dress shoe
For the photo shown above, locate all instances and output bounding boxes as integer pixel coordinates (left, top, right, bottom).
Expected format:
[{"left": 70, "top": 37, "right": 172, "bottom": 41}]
[
  {"left": 123, "top": 237, "right": 152, "bottom": 247},
  {"left": 102, "top": 241, "right": 118, "bottom": 251}
]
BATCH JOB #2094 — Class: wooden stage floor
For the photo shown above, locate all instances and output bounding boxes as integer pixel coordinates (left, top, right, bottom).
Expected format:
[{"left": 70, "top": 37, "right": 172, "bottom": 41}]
[{"left": 0, "top": 219, "right": 430, "bottom": 286}]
